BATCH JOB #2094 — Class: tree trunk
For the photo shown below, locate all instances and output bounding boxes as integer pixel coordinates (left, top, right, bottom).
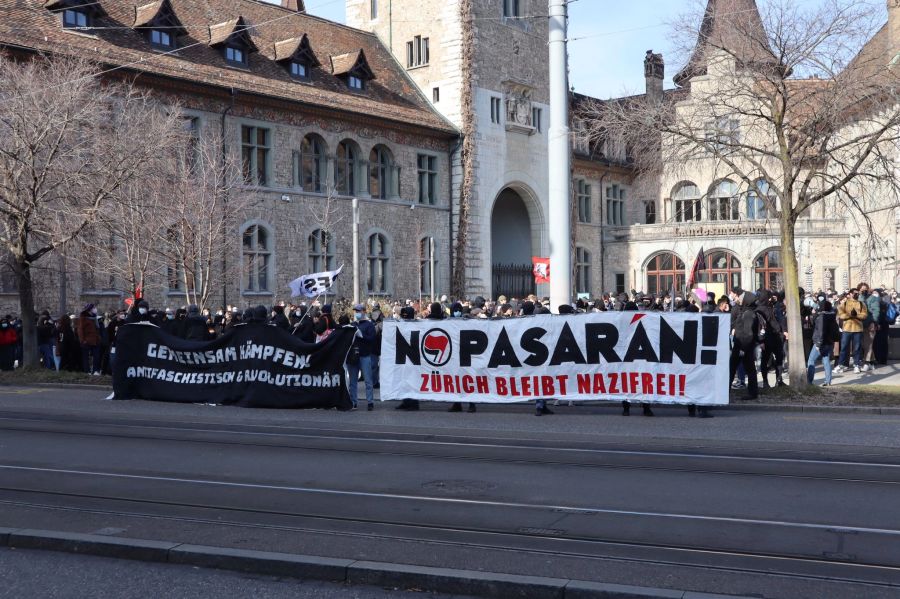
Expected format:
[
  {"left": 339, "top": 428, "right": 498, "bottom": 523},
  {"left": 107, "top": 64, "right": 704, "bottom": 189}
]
[
  {"left": 779, "top": 218, "right": 807, "bottom": 386},
  {"left": 16, "top": 260, "right": 37, "bottom": 369}
]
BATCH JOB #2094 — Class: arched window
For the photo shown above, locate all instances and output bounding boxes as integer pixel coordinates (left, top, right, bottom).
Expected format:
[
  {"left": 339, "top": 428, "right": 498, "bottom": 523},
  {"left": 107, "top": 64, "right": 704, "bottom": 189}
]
[
  {"left": 242, "top": 224, "right": 272, "bottom": 293},
  {"left": 307, "top": 229, "right": 335, "bottom": 273},
  {"left": 369, "top": 145, "right": 395, "bottom": 199},
  {"left": 646, "top": 252, "right": 685, "bottom": 295},
  {"left": 702, "top": 250, "right": 742, "bottom": 293},
  {"left": 295, "top": 134, "right": 326, "bottom": 193},
  {"left": 419, "top": 237, "right": 436, "bottom": 296},
  {"left": 672, "top": 182, "right": 701, "bottom": 222},
  {"left": 754, "top": 249, "right": 783, "bottom": 291},
  {"left": 709, "top": 180, "right": 739, "bottom": 221},
  {"left": 367, "top": 232, "right": 390, "bottom": 294},
  {"left": 747, "top": 179, "right": 771, "bottom": 220},
  {"left": 335, "top": 140, "right": 359, "bottom": 195},
  {"left": 575, "top": 247, "right": 591, "bottom": 295}
]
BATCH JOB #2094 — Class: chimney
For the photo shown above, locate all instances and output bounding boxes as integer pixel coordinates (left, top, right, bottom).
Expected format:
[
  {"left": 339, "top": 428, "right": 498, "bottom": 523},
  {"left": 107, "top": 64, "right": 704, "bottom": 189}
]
[
  {"left": 644, "top": 50, "right": 664, "bottom": 103},
  {"left": 280, "top": 0, "right": 304, "bottom": 12},
  {"left": 890, "top": 0, "right": 900, "bottom": 65}
]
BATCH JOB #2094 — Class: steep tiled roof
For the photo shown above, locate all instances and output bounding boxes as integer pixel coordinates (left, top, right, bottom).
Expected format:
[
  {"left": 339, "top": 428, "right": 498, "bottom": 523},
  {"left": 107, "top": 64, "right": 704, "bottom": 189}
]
[
  {"left": 273, "top": 34, "right": 313, "bottom": 62},
  {"left": 674, "top": 0, "right": 776, "bottom": 87},
  {"left": 330, "top": 49, "right": 372, "bottom": 79},
  {"left": 0, "top": 0, "right": 454, "bottom": 134},
  {"left": 133, "top": 0, "right": 164, "bottom": 27}
]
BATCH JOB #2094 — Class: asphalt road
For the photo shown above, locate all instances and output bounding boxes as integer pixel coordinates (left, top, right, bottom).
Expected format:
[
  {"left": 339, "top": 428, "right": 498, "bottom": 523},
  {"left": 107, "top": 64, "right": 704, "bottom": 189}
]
[
  {"left": 1, "top": 386, "right": 899, "bottom": 598},
  {"left": 0, "top": 547, "right": 477, "bottom": 599}
]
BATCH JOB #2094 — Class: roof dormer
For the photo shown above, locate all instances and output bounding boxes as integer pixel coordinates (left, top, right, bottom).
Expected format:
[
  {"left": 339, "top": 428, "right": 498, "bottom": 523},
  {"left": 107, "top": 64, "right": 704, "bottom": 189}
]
[
  {"left": 274, "top": 34, "right": 319, "bottom": 80},
  {"left": 209, "top": 16, "right": 258, "bottom": 67},
  {"left": 133, "top": 0, "right": 185, "bottom": 49},
  {"left": 44, "top": 0, "right": 105, "bottom": 30},
  {"left": 330, "top": 49, "right": 374, "bottom": 91}
]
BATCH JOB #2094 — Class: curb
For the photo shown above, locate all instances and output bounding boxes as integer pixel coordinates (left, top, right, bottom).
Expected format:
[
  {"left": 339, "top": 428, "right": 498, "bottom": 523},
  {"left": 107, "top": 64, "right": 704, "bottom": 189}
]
[
  {"left": 0, "top": 382, "right": 112, "bottom": 391},
  {"left": 0, "top": 528, "right": 754, "bottom": 599}
]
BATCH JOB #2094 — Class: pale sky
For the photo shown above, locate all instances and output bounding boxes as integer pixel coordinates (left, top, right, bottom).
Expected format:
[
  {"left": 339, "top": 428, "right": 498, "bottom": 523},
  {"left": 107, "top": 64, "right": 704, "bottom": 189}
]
[{"left": 302, "top": 0, "right": 856, "bottom": 99}]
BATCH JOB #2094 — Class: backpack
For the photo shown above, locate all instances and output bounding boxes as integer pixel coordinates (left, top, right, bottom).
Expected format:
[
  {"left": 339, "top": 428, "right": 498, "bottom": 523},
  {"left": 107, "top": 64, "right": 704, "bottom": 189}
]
[{"left": 886, "top": 301, "right": 897, "bottom": 324}]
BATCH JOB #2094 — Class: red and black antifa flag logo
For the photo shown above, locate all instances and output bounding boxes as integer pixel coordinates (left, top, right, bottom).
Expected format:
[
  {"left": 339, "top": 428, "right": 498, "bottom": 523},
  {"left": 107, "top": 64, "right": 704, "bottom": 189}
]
[{"left": 422, "top": 329, "right": 452, "bottom": 367}]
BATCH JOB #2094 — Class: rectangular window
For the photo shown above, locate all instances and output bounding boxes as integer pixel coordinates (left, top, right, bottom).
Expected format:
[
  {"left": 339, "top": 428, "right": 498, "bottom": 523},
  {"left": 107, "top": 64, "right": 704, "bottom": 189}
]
[
  {"left": 644, "top": 200, "right": 656, "bottom": 224},
  {"left": 532, "top": 107, "right": 542, "bottom": 132},
  {"left": 432, "top": 87, "right": 440, "bottom": 103},
  {"left": 225, "top": 46, "right": 246, "bottom": 65},
  {"left": 241, "top": 125, "right": 271, "bottom": 186},
  {"left": 149, "top": 29, "right": 173, "bottom": 48},
  {"left": 503, "top": 0, "right": 520, "bottom": 18},
  {"left": 348, "top": 75, "right": 364, "bottom": 90},
  {"left": 290, "top": 61, "right": 308, "bottom": 79},
  {"left": 605, "top": 184, "right": 626, "bottom": 226},
  {"left": 576, "top": 179, "right": 591, "bottom": 223},
  {"left": 615, "top": 273, "right": 626, "bottom": 295},
  {"left": 676, "top": 199, "right": 701, "bottom": 222},
  {"left": 490, "top": 97, "right": 502, "bottom": 124},
  {"left": 407, "top": 36, "right": 430, "bottom": 68},
  {"left": 183, "top": 116, "right": 200, "bottom": 170},
  {"left": 706, "top": 117, "right": 740, "bottom": 150},
  {"left": 62, "top": 9, "right": 88, "bottom": 28},
  {"left": 370, "top": 0, "right": 378, "bottom": 19},
  {"left": 417, "top": 154, "right": 438, "bottom": 205}
]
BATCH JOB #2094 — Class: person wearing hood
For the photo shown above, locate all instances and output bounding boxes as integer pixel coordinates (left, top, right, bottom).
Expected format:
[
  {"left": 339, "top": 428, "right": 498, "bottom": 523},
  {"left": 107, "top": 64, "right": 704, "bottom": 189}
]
[
  {"left": 36, "top": 310, "right": 56, "bottom": 370},
  {"left": 730, "top": 291, "right": 760, "bottom": 400},
  {"left": 441, "top": 303, "right": 477, "bottom": 414},
  {"left": 160, "top": 308, "right": 180, "bottom": 336},
  {"left": 181, "top": 305, "right": 214, "bottom": 341},
  {"left": 347, "top": 304, "right": 377, "bottom": 411},
  {"left": 75, "top": 303, "right": 102, "bottom": 375},
  {"left": 292, "top": 305, "right": 316, "bottom": 343},
  {"left": 756, "top": 289, "right": 786, "bottom": 388},
  {"left": 126, "top": 299, "right": 152, "bottom": 324},
  {"left": 395, "top": 306, "right": 421, "bottom": 411},
  {"left": 270, "top": 303, "right": 291, "bottom": 331}
]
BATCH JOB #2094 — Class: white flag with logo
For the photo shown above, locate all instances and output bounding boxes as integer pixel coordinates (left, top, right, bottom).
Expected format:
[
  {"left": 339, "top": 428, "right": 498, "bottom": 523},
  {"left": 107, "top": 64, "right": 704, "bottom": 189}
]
[{"left": 288, "top": 265, "right": 343, "bottom": 298}]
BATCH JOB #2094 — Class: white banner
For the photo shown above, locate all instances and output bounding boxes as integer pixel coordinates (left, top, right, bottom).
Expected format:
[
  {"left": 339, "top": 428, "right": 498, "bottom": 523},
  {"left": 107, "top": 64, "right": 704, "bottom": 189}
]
[
  {"left": 381, "top": 313, "right": 731, "bottom": 405},
  {"left": 288, "top": 265, "right": 343, "bottom": 299}
]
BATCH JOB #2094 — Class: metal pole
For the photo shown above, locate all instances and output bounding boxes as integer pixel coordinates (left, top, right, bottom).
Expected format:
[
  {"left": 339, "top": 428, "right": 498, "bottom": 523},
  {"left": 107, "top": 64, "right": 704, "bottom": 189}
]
[
  {"left": 352, "top": 198, "right": 360, "bottom": 304},
  {"left": 429, "top": 236, "right": 436, "bottom": 302},
  {"left": 548, "top": 0, "right": 571, "bottom": 312}
]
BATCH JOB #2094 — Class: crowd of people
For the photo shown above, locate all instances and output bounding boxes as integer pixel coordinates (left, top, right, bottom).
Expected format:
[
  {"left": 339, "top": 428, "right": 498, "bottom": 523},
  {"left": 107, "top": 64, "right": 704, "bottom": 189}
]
[{"left": 2, "top": 284, "right": 896, "bottom": 415}]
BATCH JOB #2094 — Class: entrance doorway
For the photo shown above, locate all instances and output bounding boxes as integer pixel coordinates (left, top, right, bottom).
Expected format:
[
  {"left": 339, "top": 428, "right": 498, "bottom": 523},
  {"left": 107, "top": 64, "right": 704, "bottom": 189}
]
[{"left": 491, "top": 188, "right": 536, "bottom": 298}]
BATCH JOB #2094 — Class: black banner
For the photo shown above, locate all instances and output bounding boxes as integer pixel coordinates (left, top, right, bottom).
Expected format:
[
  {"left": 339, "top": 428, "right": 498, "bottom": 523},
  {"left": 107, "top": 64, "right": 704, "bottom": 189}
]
[{"left": 112, "top": 323, "right": 355, "bottom": 409}]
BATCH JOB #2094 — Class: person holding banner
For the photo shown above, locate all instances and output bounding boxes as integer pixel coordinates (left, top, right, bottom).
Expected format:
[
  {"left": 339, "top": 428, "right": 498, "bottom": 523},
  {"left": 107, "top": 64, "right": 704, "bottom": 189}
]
[
  {"left": 395, "top": 306, "right": 421, "bottom": 411},
  {"left": 730, "top": 291, "right": 761, "bottom": 400},
  {"left": 441, "top": 303, "right": 476, "bottom": 414},
  {"left": 347, "top": 304, "right": 377, "bottom": 411}
]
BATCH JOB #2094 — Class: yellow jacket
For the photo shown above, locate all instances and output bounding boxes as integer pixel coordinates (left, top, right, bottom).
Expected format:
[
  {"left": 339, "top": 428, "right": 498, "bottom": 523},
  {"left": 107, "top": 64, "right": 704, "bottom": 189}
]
[{"left": 837, "top": 298, "right": 867, "bottom": 333}]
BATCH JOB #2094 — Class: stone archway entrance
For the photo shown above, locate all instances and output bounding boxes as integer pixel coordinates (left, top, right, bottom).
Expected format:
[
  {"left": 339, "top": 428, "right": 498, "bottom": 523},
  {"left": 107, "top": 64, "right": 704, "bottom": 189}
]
[{"left": 491, "top": 188, "right": 536, "bottom": 298}]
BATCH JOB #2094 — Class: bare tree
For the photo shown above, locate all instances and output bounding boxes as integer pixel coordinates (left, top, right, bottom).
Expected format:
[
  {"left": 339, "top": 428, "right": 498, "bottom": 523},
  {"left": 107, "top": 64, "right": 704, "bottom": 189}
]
[
  {"left": 582, "top": 0, "right": 900, "bottom": 386},
  {"left": 0, "top": 56, "right": 181, "bottom": 367},
  {"left": 157, "top": 131, "right": 248, "bottom": 310}
]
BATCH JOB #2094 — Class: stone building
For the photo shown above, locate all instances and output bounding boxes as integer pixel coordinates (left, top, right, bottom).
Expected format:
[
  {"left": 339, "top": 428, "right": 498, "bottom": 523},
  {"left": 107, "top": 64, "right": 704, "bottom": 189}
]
[
  {"left": 596, "top": 0, "right": 900, "bottom": 298},
  {"left": 0, "top": 0, "right": 459, "bottom": 314}
]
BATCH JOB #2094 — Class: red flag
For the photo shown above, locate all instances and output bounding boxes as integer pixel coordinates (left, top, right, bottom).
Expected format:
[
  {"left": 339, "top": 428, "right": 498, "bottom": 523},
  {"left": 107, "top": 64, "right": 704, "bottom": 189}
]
[
  {"left": 124, "top": 283, "right": 143, "bottom": 308},
  {"left": 532, "top": 257, "right": 550, "bottom": 284},
  {"left": 687, "top": 247, "right": 706, "bottom": 289}
]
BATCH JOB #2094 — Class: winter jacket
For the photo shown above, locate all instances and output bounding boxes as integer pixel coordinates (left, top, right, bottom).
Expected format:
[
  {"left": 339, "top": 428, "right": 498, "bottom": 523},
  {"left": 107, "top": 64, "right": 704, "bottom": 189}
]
[
  {"left": 837, "top": 297, "right": 867, "bottom": 333},
  {"left": 75, "top": 314, "right": 101, "bottom": 346},
  {"left": 755, "top": 290, "right": 784, "bottom": 341},
  {"left": 353, "top": 319, "right": 377, "bottom": 357},
  {"left": 812, "top": 311, "right": 840, "bottom": 348},
  {"left": 732, "top": 292, "right": 760, "bottom": 348},
  {"left": 861, "top": 293, "right": 880, "bottom": 326},
  {"left": 180, "top": 316, "right": 213, "bottom": 341},
  {"left": 0, "top": 326, "right": 16, "bottom": 347},
  {"left": 36, "top": 319, "right": 55, "bottom": 345}
]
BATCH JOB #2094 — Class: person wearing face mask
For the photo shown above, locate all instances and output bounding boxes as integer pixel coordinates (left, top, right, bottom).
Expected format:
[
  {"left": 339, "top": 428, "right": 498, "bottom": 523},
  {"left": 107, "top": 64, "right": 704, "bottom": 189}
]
[
  {"left": 346, "top": 304, "right": 376, "bottom": 411},
  {"left": 836, "top": 286, "right": 867, "bottom": 374},
  {"left": 127, "top": 299, "right": 152, "bottom": 324},
  {"left": 36, "top": 311, "right": 56, "bottom": 370},
  {"left": 445, "top": 303, "right": 477, "bottom": 413},
  {"left": 160, "top": 308, "right": 180, "bottom": 336},
  {"left": 75, "top": 303, "right": 102, "bottom": 375},
  {"left": 0, "top": 316, "right": 17, "bottom": 370},
  {"left": 292, "top": 305, "right": 316, "bottom": 343}
]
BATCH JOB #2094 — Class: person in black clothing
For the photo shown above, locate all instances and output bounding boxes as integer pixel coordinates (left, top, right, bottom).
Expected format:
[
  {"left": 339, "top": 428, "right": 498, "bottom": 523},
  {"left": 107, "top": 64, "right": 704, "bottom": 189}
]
[
  {"left": 756, "top": 289, "right": 786, "bottom": 388},
  {"left": 730, "top": 291, "right": 760, "bottom": 400},
  {"left": 36, "top": 311, "right": 55, "bottom": 369},
  {"left": 126, "top": 299, "right": 152, "bottom": 324},
  {"left": 445, "top": 301, "right": 477, "bottom": 414},
  {"left": 270, "top": 304, "right": 290, "bottom": 331},
  {"left": 160, "top": 308, "right": 180, "bottom": 336},
  {"left": 181, "top": 305, "right": 214, "bottom": 341},
  {"left": 395, "top": 306, "right": 421, "bottom": 411},
  {"left": 807, "top": 300, "right": 840, "bottom": 386},
  {"left": 292, "top": 305, "right": 316, "bottom": 343},
  {"left": 347, "top": 304, "right": 377, "bottom": 410},
  {"left": 55, "top": 314, "right": 81, "bottom": 372}
]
